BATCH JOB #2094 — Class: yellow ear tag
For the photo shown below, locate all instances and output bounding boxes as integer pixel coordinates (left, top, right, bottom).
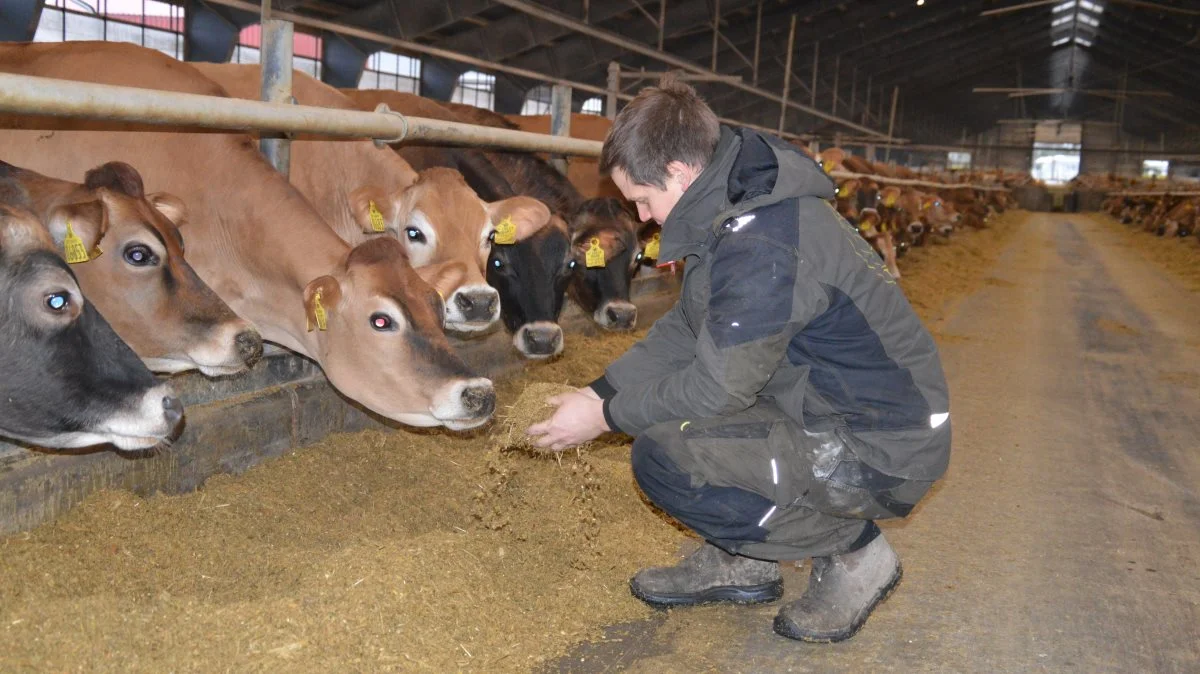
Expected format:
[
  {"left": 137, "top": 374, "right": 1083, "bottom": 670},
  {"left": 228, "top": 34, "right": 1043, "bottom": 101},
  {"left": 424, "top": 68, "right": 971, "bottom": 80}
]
[
  {"left": 63, "top": 220, "right": 90, "bottom": 264},
  {"left": 311, "top": 290, "right": 328, "bottom": 332},
  {"left": 822, "top": 160, "right": 835, "bottom": 174},
  {"left": 585, "top": 237, "right": 606, "bottom": 268},
  {"left": 493, "top": 215, "right": 517, "bottom": 245},
  {"left": 644, "top": 232, "right": 661, "bottom": 260},
  {"left": 90, "top": 244, "right": 103, "bottom": 259},
  {"left": 884, "top": 195, "right": 897, "bottom": 208},
  {"left": 859, "top": 222, "right": 877, "bottom": 237},
  {"left": 368, "top": 200, "right": 386, "bottom": 233}
]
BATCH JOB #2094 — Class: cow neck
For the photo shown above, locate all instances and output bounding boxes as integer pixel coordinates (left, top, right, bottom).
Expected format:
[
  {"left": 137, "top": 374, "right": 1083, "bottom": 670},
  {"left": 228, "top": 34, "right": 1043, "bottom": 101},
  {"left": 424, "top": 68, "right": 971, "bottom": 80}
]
[{"left": 0, "top": 166, "right": 76, "bottom": 216}]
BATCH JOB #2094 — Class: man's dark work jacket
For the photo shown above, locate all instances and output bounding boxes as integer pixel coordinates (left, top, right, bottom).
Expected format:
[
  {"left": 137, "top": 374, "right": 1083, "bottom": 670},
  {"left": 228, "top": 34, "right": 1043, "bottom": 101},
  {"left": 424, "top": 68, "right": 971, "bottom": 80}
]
[{"left": 590, "top": 126, "right": 951, "bottom": 481}]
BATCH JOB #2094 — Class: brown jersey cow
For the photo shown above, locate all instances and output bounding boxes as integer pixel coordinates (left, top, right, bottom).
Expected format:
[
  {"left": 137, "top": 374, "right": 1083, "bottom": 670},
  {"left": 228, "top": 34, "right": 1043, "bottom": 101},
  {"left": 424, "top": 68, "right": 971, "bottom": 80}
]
[{"left": 193, "top": 64, "right": 549, "bottom": 336}]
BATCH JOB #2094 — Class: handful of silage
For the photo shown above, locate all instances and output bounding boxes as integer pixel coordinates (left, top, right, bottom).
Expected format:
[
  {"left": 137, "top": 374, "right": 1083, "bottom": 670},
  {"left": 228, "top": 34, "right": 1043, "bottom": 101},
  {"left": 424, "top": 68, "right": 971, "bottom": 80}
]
[{"left": 491, "top": 382, "right": 582, "bottom": 453}]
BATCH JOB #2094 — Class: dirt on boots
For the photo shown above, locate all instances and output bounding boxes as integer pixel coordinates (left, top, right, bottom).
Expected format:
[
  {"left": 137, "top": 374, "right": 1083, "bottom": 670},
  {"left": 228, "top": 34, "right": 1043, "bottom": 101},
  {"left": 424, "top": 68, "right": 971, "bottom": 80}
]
[
  {"left": 773, "top": 531, "right": 903, "bottom": 642},
  {"left": 630, "top": 542, "right": 783, "bottom": 608}
]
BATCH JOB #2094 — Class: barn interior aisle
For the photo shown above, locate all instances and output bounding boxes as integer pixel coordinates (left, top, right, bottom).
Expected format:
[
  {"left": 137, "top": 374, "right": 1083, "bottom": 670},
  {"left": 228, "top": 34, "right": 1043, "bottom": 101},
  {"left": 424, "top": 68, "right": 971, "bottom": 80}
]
[{"left": 555, "top": 212, "right": 1200, "bottom": 672}]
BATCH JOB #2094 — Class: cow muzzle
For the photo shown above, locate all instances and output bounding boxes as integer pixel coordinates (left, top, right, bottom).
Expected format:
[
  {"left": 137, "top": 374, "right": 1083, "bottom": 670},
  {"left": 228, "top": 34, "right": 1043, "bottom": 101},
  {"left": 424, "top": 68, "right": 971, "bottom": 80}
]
[
  {"left": 594, "top": 301, "right": 638, "bottom": 331},
  {"left": 514, "top": 321, "right": 564, "bottom": 359},
  {"left": 446, "top": 284, "right": 501, "bottom": 334},
  {"left": 96, "top": 382, "right": 183, "bottom": 451},
  {"left": 430, "top": 377, "right": 496, "bottom": 431}
]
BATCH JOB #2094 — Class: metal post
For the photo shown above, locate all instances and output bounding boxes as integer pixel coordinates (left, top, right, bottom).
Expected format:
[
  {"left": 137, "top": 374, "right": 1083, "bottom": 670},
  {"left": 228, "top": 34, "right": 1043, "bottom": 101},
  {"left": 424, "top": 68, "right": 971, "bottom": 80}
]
[
  {"left": 863, "top": 76, "right": 872, "bottom": 125},
  {"left": 778, "top": 14, "right": 797, "bottom": 134},
  {"left": 866, "top": 143, "right": 875, "bottom": 162},
  {"left": 259, "top": 0, "right": 293, "bottom": 177},
  {"left": 752, "top": 0, "right": 762, "bottom": 86},
  {"left": 884, "top": 86, "right": 899, "bottom": 162},
  {"left": 810, "top": 41, "right": 819, "bottom": 108},
  {"left": 550, "top": 84, "right": 572, "bottom": 175},
  {"left": 657, "top": 0, "right": 667, "bottom": 50},
  {"left": 831, "top": 54, "right": 839, "bottom": 115},
  {"left": 711, "top": 0, "right": 720, "bottom": 71},
  {"left": 849, "top": 66, "right": 856, "bottom": 117},
  {"left": 606, "top": 61, "right": 620, "bottom": 120}
]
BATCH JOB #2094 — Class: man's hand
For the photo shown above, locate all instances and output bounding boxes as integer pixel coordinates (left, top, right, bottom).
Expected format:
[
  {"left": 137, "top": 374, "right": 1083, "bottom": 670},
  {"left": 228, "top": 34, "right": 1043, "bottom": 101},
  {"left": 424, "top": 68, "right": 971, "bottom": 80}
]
[{"left": 526, "top": 388, "right": 609, "bottom": 452}]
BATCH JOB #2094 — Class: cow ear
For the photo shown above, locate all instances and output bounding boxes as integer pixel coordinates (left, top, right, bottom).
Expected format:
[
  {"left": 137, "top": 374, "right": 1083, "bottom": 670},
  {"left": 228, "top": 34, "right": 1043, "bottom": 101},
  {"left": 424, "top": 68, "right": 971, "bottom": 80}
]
[
  {"left": 303, "top": 275, "right": 343, "bottom": 332},
  {"left": 349, "top": 185, "right": 396, "bottom": 234},
  {"left": 84, "top": 162, "right": 145, "bottom": 198},
  {"left": 486, "top": 196, "right": 551, "bottom": 242},
  {"left": 147, "top": 192, "right": 188, "bottom": 227},
  {"left": 46, "top": 200, "right": 107, "bottom": 263}
]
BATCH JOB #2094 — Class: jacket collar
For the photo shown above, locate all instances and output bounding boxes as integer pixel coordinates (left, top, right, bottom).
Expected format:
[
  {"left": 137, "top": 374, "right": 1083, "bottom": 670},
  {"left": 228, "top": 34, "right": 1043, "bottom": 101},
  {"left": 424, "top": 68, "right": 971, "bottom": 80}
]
[{"left": 658, "top": 126, "right": 740, "bottom": 262}]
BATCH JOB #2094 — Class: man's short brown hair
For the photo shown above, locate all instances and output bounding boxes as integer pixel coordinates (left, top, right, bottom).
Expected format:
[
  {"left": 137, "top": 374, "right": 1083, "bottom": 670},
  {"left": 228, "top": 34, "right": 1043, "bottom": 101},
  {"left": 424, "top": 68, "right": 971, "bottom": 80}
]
[{"left": 599, "top": 72, "right": 720, "bottom": 188}]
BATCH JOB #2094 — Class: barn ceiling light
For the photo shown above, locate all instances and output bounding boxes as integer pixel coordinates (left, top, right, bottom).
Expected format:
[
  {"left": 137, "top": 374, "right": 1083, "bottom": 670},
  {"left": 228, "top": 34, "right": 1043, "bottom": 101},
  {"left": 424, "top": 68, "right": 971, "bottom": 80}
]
[
  {"left": 1051, "top": 15, "right": 1071, "bottom": 26},
  {"left": 1079, "top": 0, "right": 1103, "bottom": 13},
  {"left": 1075, "top": 36, "right": 1093, "bottom": 46},
  {"left": 916, "top": 0, "right": 925, "bottom": 5},
  {"left": 1053, "top": 1, "right": 1076, "bottom": 12},
  {"left": 1053, "top": 36, "right": 1070, "bottom": 46},
  {"left": 1078, "top": 13, "right": 1099, "bottom": 26}
]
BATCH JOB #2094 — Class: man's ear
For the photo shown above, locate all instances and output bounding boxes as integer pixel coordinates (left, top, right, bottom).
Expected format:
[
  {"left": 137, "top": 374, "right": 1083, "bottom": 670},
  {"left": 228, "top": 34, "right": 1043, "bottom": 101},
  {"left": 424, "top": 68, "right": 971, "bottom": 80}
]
[{"left": 665, "top": 160, "right": 699, "bottom": 191}]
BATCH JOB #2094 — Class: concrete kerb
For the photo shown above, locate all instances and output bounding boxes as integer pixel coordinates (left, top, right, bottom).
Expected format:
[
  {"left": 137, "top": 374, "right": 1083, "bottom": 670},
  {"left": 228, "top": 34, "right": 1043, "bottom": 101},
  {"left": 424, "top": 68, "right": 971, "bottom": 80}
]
[{"left": 0, "top": 273, "right": 681, "bottom": 536}]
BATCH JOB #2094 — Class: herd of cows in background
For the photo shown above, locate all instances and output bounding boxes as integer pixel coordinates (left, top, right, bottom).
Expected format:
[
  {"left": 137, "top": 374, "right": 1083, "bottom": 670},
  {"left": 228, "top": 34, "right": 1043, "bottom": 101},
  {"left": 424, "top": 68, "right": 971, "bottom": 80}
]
[
  {"left": 0, "top": 40, "right": 1021, "bottom": 457},
  {"left": 1089, "top": 176, "right": 1200, "bottom": 241}
]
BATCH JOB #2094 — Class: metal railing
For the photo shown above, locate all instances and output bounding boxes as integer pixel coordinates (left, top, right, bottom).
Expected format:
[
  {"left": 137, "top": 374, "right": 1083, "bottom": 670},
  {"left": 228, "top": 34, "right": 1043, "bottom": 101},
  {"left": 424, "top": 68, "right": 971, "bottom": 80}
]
[{"left": 0, "top": 72, "right": 604, "bottom": 157}]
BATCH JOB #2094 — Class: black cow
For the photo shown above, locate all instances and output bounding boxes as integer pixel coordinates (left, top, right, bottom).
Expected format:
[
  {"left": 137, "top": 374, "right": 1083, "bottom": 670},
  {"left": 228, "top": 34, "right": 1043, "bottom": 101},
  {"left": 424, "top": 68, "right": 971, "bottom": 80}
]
[{"left": 0, "top": 204, "right": 182, "bottom": 451}]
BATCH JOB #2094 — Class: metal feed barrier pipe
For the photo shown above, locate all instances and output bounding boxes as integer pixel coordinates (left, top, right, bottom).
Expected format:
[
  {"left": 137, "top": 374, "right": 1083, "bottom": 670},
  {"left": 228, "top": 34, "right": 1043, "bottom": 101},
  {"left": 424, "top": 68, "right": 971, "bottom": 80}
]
[
  {"left": 0, "top": 73, "right": 1012, "bottom": 191},
  {"left": 0, "top": 72, "right": 604, "bottom": 157}
]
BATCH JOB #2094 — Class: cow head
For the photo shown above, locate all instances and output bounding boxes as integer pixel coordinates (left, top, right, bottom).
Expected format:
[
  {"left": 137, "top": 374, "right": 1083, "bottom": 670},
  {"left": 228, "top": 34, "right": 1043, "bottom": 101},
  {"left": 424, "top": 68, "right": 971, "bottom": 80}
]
[
  {"left": 3, "top": 162, "right": 262, "bottom": 377},
  {"left": 0, "top": 205, "right": 182, "bottom": 451},
  {"left": 569, "top": 198, "right": 641, "bottom": 332},
  {"left": 488, "top": 215, "right": 575, "bottom": 359},
  {"left": 348, "top": 169, "right": 549, "bottom": 335},
  {"left": 303, "top": 236, "right": 495, "bottom": 430},
  {"left": 58, "top": 163, "right": 262, "bottom": 375}
]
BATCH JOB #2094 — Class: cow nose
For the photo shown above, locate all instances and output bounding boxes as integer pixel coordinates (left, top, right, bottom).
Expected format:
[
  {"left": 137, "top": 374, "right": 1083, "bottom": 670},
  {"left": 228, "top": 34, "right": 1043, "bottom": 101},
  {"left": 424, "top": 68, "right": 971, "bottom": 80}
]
[
  {"left": 605, "top": 304, "right": 638, "bottom": 331},
  {"left": 454, "top": 290, "right": 498, "bottom": 322},
  {"left": 236, "top": 329, "right": 264, "bottom": 367},
  {"left": 162, "top": 395, "right": 184, "bottom": 428},
  {"left": 460, "top": 382, "right": 496, "bottom": 418},
  {"left": 523, "top": 325, "right": 563, "bottom": 355}
]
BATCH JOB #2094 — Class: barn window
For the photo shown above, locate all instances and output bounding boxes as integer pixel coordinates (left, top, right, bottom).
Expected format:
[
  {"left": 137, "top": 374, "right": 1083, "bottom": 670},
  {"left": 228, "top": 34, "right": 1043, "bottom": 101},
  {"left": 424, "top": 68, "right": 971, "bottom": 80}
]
[
  {"left": 33, "top": 0, "right": 186, "bottom": 60},
  {"left": 947, "top": 152, "right": 972, "bottom": 171},
  {"left": 520, "top": 86, "right": 552, "bottom": 115},
  {"left": 1142, "top": 160, "right": 1169, "bottom": 179},
  {"left": 580, "top": 97, "right": 604, "bottom": 116},
  {"left": 358, "top": 51, "right": 421, "bottom": 94},
  {"left": 451, "top": 71, "right": 496, "bottom": 110},
  {"left": 231, "top": 24, "right": 323, "bottom": 79}
]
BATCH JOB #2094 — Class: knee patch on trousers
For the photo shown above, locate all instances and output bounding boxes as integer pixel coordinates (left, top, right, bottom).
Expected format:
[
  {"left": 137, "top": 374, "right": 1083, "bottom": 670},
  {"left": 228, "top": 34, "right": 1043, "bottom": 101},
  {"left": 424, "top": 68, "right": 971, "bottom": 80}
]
[{"left": 632, "top": 434, "right": 774, "bottom": 547}]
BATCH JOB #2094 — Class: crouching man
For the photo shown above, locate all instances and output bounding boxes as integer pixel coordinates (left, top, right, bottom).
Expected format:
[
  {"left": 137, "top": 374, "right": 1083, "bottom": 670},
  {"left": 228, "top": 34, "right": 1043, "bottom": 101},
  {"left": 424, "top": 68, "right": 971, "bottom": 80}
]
[{"left": 527, "top": 75, "right": 951, "bottom": 643}]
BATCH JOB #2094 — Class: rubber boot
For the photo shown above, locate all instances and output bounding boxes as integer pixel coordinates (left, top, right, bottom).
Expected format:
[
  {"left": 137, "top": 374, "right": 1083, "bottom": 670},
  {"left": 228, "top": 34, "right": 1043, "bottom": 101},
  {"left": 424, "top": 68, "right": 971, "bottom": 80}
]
[
  {"left": 772, "top": 531, "right": 902, "bottom": 642},
  {"left": 630, "top": 542, "right": 783, "bottom": 608}
]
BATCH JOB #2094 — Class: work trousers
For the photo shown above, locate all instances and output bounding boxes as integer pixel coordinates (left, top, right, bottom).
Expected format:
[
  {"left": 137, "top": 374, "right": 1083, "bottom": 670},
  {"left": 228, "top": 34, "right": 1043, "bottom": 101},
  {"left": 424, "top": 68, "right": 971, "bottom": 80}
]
[{"left": 631, "top": 401, "right": 934, "bottom": 561}]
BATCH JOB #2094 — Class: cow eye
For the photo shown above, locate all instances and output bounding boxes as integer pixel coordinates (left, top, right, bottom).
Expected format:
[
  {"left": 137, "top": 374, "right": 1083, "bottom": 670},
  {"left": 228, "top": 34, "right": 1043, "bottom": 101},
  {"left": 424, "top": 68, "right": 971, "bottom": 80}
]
[
  {"left": 45, "top": 291, "right": 70, "bottom": 312},
  {"left": 123, "top": 244, "right": 158, "bottom": 266},
  {"left": 404, "top": 227, "right": 427, "bottom": 244},
  {"left": 567, "top": 260, "right": 577, "bottom": 269},
  {"left": 492, "top": 258, "right": 503, "bottom": 269},
  {"left": 370, "top": 312, "right": 396, "bottom": 332},
  {"left": 487, "top": 231, "right": 496, "bottom": 243},
  {"left": 635, "top": 251, "right": 644, "bottom": 262}
]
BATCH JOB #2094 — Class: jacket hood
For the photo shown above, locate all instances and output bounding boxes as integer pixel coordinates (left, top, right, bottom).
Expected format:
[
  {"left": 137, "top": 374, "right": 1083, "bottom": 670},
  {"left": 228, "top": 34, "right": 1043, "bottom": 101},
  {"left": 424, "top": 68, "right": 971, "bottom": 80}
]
[{"left": 658, "top": 126, "right": 835, "bottom": 261}]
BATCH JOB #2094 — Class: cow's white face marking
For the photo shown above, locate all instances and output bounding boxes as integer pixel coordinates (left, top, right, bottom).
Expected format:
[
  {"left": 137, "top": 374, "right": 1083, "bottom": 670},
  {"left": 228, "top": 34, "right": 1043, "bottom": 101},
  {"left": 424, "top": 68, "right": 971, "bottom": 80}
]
[{"left": 400, "top": 209, "right": 438, "bottom": 267}]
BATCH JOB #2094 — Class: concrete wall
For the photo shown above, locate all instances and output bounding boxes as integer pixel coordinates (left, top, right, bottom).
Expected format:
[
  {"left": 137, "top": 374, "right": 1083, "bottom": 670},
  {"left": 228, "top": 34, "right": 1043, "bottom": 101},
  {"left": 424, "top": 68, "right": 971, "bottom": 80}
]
[{"left": 0, "top": 274, "right": 681, "bottom": 536}]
